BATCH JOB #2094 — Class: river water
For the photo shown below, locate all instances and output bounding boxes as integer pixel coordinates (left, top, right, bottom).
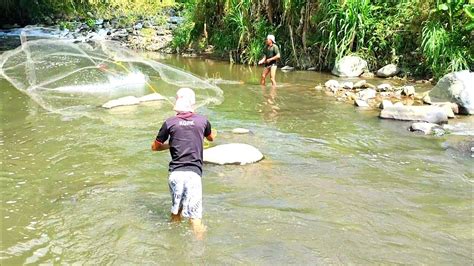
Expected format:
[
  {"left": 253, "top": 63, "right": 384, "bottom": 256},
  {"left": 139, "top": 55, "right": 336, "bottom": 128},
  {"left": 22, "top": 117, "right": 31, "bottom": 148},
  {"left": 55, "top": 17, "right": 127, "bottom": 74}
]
[{"left": 1, "top": 50, "right": 473, "bottom": 264}]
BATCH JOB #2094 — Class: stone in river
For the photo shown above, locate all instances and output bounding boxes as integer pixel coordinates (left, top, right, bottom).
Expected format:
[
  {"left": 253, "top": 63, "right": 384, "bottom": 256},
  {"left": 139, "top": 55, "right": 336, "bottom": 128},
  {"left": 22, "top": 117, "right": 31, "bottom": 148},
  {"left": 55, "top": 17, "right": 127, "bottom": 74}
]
[
  {"left": 358, "top": 88, "right": 377, "bottom": 101},
  {"left": 102, "top": 96, "right": 140, "bottom": 109},
  {"left": 401, "top": 85, "right": 416, "bottom": 97},
  {"left": 138, "top": 93, "right": 167, "bottom": 102},
  {"left": 380, "top": 105, "right": 448, "bottom": 124},
  {"left": 281, "top": 65, "right": 295, "bottom": 72},
  {"left": 354, "top": 99, "right": 369, "bottom": 107},
  {"left": 377, "top": 83, "right": 393, "bottom": 91},
  {"left": 232, "top": 128, "right": 250, "bottom": 134},
  {"left": 325, "top": 80, "right": 340, "bottom": 90},
  {"left": 353, "top": 80, "right": 367, "bottom": 88},
  {"left": 341, "top": 81, "right": 354, "bottom": 89},
  {"left": 376, "top": 64, "right": 401, "bottom": 78},
  {"left": 431, "top": 102, "right": 456, "bottom": 118},
  {"left": 429, "top": 70, "right": 474, "bottom": 114},
  {"left": 203, "top": 143, "right": 263, "bottom": 165},
  {"left": 331, "top": 55, "right": 368, "bottom": 77},
  {"left": 409, "top": 122, "right": 443, "bottom": 135},
  {"left": 379, "top": 100, "right": 393, "bottom": 109}
]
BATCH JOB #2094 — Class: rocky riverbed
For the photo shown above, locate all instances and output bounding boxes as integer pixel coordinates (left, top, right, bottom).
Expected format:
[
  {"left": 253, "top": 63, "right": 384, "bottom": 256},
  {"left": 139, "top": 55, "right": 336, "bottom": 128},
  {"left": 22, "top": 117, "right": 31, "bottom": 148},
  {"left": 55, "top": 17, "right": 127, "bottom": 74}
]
[
  {"left": 316, "top": 56, "right": 473, "bottom": 143},
  {"left": 0, "top": 10, "right": 183, "bottom": 53}
]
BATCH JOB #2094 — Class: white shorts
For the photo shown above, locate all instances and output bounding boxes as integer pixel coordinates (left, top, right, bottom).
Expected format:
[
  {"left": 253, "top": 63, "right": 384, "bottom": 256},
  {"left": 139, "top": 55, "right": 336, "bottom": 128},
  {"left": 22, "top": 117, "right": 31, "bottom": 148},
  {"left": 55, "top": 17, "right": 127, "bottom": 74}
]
[{"left": 168, "top": 171, "right": 202, "bottom": 219}]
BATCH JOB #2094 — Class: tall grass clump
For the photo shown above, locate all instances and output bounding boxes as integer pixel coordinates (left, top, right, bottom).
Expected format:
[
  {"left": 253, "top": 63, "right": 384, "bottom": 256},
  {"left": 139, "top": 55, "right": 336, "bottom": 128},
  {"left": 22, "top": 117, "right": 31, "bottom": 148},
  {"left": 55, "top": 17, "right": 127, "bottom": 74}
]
[
  {"left": 314, "top": 0, "right": 373, "bottom": 69},
  {"left": 421, "top": 0, "right": 473, "bottom": 78}
]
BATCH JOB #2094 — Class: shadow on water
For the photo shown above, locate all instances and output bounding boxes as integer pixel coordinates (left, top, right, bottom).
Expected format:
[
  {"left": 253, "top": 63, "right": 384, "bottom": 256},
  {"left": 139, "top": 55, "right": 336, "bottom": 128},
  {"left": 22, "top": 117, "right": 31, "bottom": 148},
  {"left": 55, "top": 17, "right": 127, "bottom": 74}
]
[{"left": 1, "top": 53, "right": 473, "bottom": 264}]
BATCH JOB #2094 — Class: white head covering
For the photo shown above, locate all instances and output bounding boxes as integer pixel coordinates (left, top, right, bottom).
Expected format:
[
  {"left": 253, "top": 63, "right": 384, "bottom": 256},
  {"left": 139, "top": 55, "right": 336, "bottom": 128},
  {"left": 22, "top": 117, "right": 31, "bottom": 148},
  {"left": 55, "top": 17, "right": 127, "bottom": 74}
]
[
  {"left": 266, "top": 34, "right": 276, "bottom": 44},
  {"left": 174, "top": 87, "right": 195, "bottom": 113}
]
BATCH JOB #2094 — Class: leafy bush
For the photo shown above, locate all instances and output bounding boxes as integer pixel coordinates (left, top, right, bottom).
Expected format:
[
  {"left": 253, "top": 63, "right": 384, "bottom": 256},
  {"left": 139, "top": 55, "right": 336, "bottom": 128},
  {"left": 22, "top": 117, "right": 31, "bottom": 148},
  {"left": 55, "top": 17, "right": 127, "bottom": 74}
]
[{"left": 421, "top": 0, "right": 473, "bottom": 78}]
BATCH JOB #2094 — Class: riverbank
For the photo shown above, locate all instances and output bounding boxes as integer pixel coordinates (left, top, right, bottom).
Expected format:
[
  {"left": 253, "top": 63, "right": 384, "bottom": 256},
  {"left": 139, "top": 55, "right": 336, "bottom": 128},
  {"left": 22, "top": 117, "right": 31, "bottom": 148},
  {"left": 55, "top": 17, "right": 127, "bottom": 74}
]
[{"left": 0, "top": 8, "right": 183, "bottom": 53}]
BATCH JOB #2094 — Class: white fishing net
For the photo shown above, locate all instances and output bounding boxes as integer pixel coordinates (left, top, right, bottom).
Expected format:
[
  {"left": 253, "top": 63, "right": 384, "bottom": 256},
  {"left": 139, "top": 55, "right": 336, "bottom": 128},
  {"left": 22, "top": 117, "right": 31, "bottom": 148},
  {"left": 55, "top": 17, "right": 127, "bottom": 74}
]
[{"left": 0, "top": 28, "right": 223, "bottom": 116}]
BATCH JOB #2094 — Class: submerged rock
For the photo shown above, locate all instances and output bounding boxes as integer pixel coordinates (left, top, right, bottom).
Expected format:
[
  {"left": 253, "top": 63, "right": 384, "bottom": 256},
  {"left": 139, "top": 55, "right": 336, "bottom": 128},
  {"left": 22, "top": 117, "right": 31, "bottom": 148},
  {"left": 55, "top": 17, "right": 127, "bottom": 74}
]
[
  {"left": 410, "top": 122, "right": 444, "bottom": 135},
  {"left": 232, "top": 128, "right": 250, "bottom": 134},
  {"left": 429, "top": 70, "right": 474, "bottom": 114},
  {"left": 380, "top": 105, "right": 448, "bottom": 124},
  {"left": 331, "top": 56, "right": 368, "bottom": 77},
  {"left": 281, "top": 65, "right": 295, "bottom": 72},
  {"left": 203, "top": 143, "right": 263, "bottom": 165},
  {"left": 138, "top": 93, "right": 167, "bottom": 102},
  {"left": 102, "top": 96, "right": 140, "bottom": 109},
  {"left": 376, "top": 64, "right": 400, "bottom": 78}
]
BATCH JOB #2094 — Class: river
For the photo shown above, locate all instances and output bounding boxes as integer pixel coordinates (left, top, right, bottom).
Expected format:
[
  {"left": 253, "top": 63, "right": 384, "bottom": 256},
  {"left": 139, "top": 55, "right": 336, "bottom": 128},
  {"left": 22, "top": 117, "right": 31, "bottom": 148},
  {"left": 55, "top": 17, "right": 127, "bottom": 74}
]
[{"left": 1, "top": 49, "right": 473, "bottom": 264}]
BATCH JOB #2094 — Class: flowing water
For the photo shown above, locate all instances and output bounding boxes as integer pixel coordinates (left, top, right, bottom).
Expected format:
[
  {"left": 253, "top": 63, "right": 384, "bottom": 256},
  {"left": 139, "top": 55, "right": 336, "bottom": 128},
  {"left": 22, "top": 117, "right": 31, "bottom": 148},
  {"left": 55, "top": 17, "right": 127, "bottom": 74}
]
[{"left": 1, "top": 50, "right": 473, "bottom": 264}]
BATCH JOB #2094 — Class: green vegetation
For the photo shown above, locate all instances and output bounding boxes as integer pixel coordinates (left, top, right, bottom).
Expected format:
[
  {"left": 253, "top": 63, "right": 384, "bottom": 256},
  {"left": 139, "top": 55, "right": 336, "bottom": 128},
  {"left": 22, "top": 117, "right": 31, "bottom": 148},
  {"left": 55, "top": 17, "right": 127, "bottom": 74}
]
[
  {"left": 0, "top": 0, "right": 174, "bottom": 26},
  {"left": 1, "top": 0, "right": 472, "bottom": 79},
  {"left": 174, "top": 0, "right": 474, "bottom": 79}
]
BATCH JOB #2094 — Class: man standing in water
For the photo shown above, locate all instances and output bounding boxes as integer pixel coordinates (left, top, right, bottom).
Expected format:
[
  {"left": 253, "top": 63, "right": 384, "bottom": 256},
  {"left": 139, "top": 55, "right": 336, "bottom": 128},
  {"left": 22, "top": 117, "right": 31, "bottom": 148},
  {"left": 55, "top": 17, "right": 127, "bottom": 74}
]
[
  {"left": 151, "top": 88, "right": 215, "bottom": 238},
  {"left": 258, "top": 34, "right": 281, "bottom": 86}
]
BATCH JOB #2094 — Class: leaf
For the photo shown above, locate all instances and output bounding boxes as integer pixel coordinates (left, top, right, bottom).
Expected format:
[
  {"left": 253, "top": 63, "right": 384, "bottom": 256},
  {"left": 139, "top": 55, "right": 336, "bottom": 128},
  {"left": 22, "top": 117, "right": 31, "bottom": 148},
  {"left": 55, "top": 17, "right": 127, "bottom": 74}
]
[
  {"left": 438, "top": 4, "right": 449, "bottom": 11},
  {"left": 464, "top": 4, "right": 474, "bottom": 19},
  {"left": 465, "top": 21, "right": 474, "bottom": 31}
]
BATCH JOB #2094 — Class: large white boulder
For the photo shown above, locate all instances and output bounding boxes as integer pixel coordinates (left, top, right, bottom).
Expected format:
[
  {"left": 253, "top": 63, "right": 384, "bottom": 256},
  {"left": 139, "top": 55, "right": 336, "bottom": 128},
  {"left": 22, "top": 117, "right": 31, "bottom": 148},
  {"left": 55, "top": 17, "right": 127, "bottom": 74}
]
[
  {"left": 203, "top": 143, "right": 263, "bottom": 165},
  {"left": 429, "top": 70, "right": 474, "bottom": 114},
  {"left": 380, "top": 105, "right": 448, "bottom": 124},
  {"left": 331, "top": 56, "right": 368, "bottom": 77},
  {"left": 376, "top": 64, "right": 400, "bottom": 78}
]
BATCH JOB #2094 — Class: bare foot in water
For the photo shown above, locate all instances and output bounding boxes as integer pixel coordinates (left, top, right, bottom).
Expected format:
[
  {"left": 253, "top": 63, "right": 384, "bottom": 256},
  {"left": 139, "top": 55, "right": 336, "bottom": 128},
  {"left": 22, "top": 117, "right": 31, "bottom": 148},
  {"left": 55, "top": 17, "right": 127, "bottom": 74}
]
[{"left": 190, "top": 218, "right": 206, "bottom": 240}]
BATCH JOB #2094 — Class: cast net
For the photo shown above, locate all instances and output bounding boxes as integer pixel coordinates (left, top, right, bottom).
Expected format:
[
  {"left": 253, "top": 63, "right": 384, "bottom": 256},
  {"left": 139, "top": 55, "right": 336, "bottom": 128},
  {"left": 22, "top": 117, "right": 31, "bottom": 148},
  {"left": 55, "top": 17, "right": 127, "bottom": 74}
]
[{"left": 0, "top": 27, "right": 223, "bottom": 116}]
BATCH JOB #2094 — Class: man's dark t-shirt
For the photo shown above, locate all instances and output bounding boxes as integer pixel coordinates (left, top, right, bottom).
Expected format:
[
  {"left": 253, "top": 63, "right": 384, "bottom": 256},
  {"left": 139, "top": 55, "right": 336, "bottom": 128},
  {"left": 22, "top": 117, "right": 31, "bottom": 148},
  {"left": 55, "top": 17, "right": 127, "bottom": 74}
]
[
  {"left": 264, "top": 44, "right": 280, "bottom": 67},
  {"left": 156, "top": 112, "right": 211, "bottom": 176}
]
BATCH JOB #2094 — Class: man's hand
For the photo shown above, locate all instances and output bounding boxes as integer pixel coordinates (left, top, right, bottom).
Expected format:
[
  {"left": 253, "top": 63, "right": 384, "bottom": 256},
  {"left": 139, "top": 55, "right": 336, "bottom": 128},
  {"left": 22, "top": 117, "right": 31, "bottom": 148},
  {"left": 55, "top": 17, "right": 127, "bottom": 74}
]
[
  {"left": 151, "top": 140, "right": 170, "bottom": 151},
  {"left": 206, "top": 129, "right": 217, "bottom": 141},
  {"left": 258, "top": 58, "right": 265, "bottom": 65}
]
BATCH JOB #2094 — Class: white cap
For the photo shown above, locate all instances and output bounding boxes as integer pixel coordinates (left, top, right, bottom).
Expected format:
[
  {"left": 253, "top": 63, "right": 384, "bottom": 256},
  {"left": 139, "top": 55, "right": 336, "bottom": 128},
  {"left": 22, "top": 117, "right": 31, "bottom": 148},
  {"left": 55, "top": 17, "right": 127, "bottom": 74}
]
[
  {"left": 266, "top": 34, "right": 276, "bottom": 44},
  {"left": 174, "top": 87, "right": 195, "bottom": 113}
]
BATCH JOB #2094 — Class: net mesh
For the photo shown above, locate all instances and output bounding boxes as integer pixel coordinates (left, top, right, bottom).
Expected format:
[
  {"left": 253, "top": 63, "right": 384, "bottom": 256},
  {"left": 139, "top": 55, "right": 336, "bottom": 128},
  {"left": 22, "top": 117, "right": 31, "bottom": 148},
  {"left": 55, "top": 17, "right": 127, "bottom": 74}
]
[{"left": 0, "top": 28, "right": 223, "bottom": 116}]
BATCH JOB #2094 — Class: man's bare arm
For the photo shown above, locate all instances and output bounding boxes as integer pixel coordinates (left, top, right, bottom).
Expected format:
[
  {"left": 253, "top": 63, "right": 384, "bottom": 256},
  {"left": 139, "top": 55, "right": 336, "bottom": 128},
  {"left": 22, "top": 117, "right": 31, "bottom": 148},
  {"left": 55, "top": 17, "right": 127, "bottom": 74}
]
[
  {"left": 205, "top": 129, "right": 217, "bottom": 142},
  {"left": 151, "top": 140, "right": 170, "bottom": 151},
  {"left": 266, "top": 53, "right": 280, "bottom": 63}
]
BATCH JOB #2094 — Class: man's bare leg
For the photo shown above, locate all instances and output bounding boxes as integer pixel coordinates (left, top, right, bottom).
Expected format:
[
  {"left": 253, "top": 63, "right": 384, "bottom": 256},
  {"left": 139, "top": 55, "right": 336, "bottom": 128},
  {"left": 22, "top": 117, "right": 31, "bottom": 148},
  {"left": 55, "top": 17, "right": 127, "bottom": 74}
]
[
  {"left": 260, "top": 67, "right": 270, "bottom": 85},
  {"left": 190, "top": 218, "right": 206, "bottom": 240},
  {"left": 270, "top": 65, "right": 277, "bottom": 87},
  {"left": 170, "top": 207, "right": 183, "bottom": 222}
]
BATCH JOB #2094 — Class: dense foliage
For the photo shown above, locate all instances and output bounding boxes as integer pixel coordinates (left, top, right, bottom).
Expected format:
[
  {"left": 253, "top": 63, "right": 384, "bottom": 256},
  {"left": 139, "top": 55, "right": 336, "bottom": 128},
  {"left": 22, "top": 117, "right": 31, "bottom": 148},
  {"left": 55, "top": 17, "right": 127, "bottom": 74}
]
[
  {"left": 173, "top": 0, "right": 473, "bottom": 78},
  {"left": 0, "top": 0, "right": 174, "bottom": 25},
  {"left": 0, "top": 0, "right": 472, "bottom": 78}
]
